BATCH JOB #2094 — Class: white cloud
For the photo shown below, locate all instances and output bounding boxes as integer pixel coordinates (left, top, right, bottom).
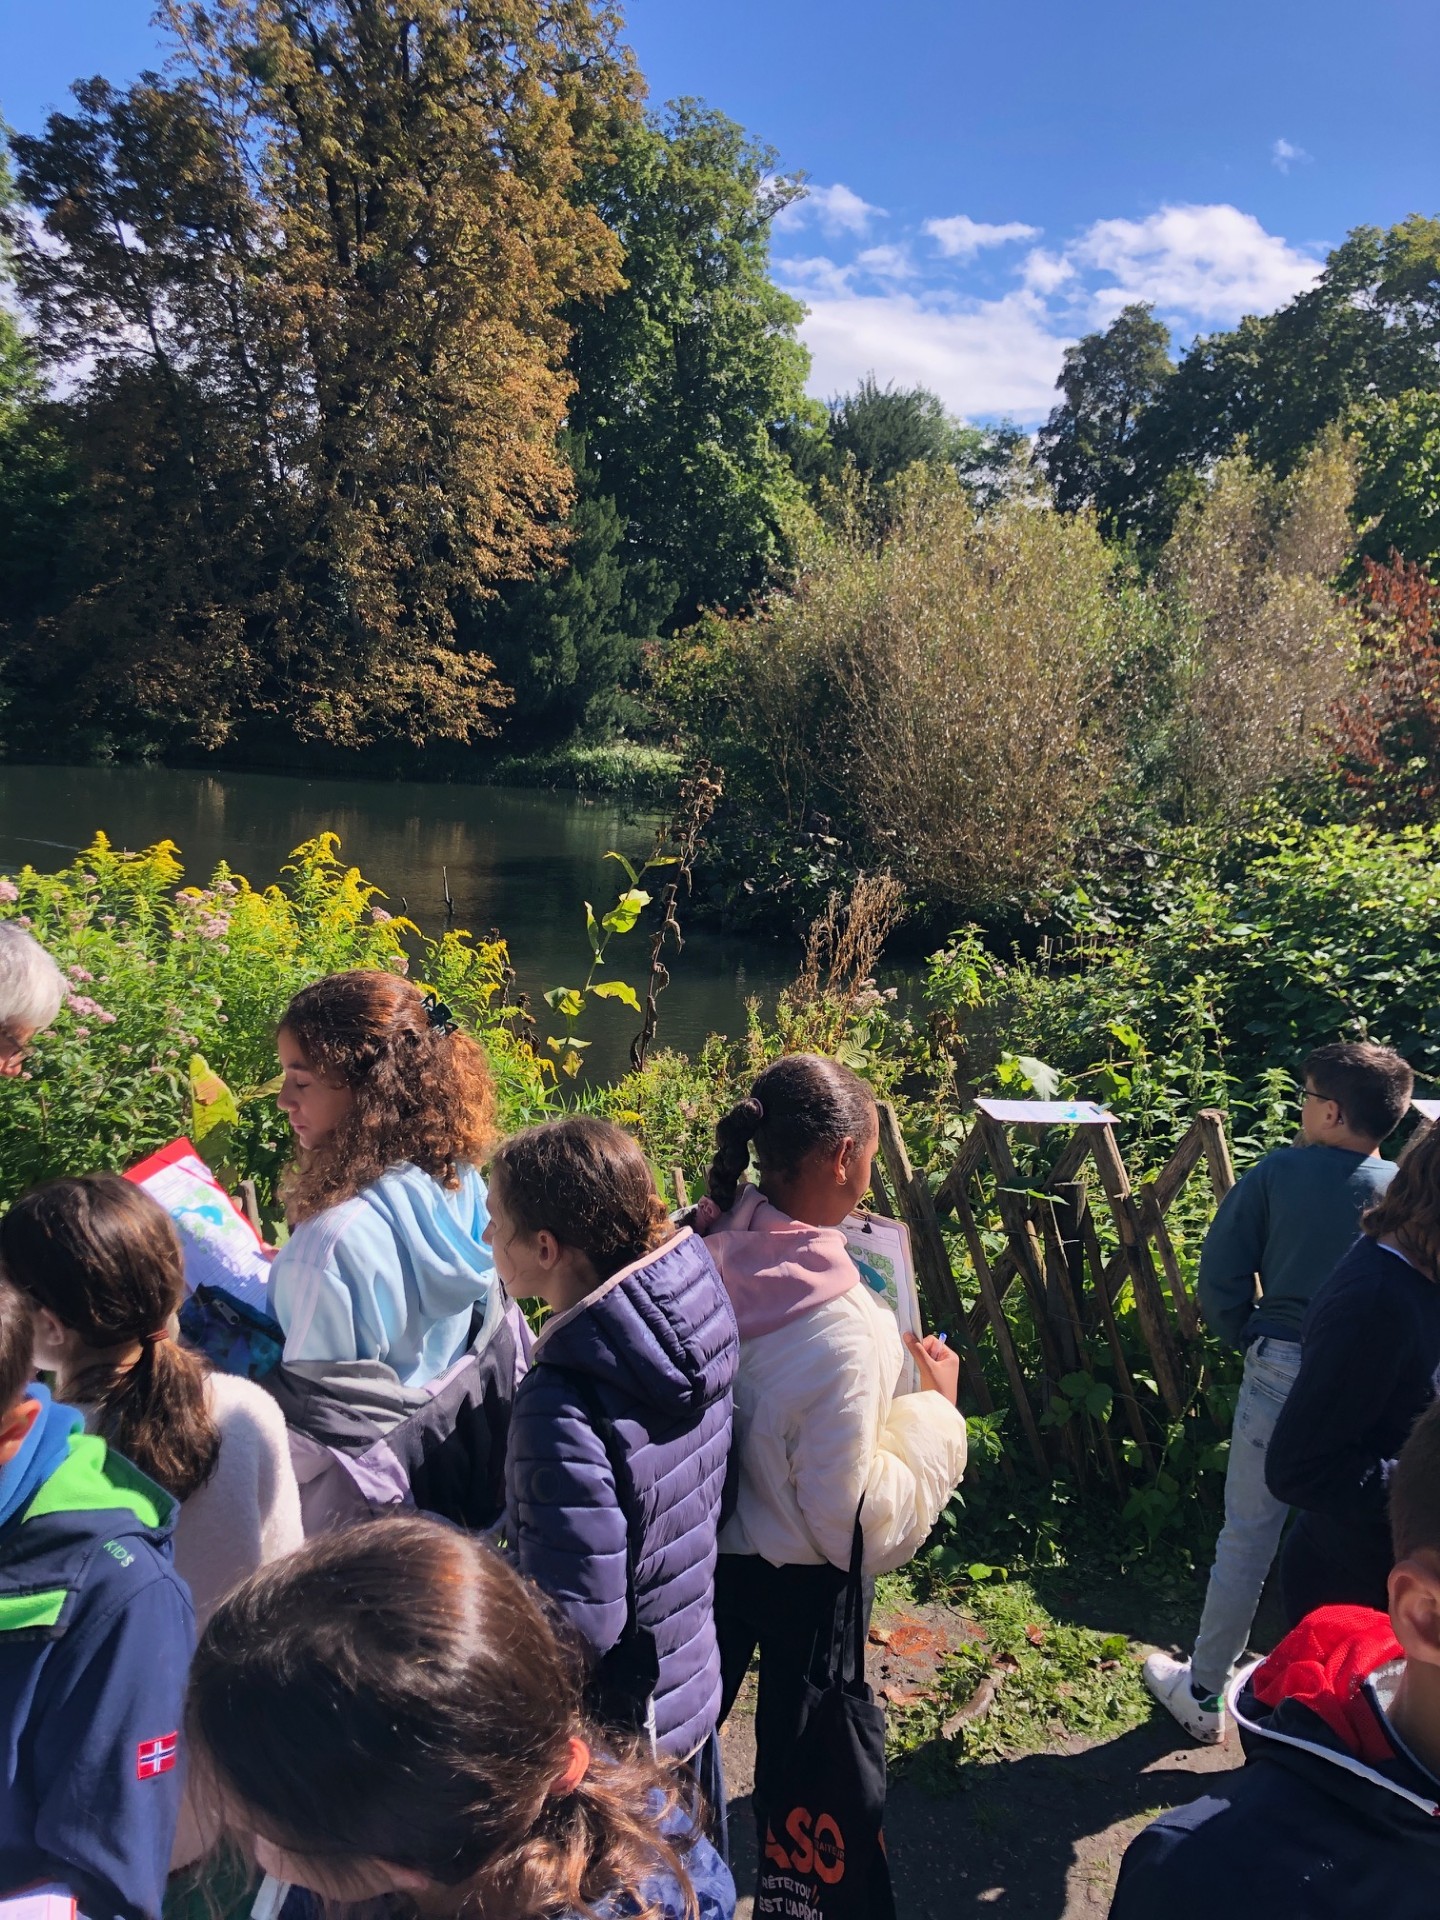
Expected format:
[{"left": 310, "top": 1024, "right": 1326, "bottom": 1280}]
[
  {"left": 923, "top": 214, "right": 1041, "bottom": 260},
  {"left": 1272, "top": 136, "right": 1312, "bottom": 173},
  {"left": 791, "top": 288, "right": 1065, "bottom": 420},
  {"left": 775, "top": 182, "right": 884, "bottom": 238},
  {"left": 853, "top": 244, "right": 916, "bottom": 281},
  {"left": 1072, "top": 203, "right": 1322, "bottom": 324},
  {"left": 775, "top": 254, "right": 856, "bottom": 298},
  {"left": 1019, "top": 247, "right": 1075, "bottom": 295},
  {"left": 775, "top": 196, "right": 1322, "bottom": 426}
]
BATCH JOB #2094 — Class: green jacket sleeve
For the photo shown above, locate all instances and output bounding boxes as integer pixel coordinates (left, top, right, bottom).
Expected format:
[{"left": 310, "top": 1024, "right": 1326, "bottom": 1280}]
[{"left": 1197, "top": 1163, "right": 1269, "bottom": 1347}]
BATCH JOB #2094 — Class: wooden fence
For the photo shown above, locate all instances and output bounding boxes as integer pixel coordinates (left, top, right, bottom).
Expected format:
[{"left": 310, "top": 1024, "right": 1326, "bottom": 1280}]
[{"left": 867, "top": 1105, "right": 1237, "bottom": 1485}]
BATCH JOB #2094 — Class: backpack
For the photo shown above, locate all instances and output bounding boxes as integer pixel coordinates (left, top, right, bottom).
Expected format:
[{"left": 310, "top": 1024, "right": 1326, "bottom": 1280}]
[{"left": 261, "top": 1284, "right": 527, "bottom": 1536}]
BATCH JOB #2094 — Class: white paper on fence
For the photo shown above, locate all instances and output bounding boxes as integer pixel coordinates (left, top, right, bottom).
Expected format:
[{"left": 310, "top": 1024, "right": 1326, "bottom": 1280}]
[
  {"left": 843, "top": 1211, "right": 923, "bottom": 1393},
  {"left": 974, "top": 1098, "right": 1115, "bottom": 1126},
  {"left": 1412, "top": 1099, "right": 1440, "bottom": 1122},
  {"left": 134, "top": 1151, "right": 273, "bottom": 1314}
]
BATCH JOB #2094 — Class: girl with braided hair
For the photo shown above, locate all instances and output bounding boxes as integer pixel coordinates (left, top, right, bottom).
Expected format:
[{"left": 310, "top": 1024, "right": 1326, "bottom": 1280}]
[{"left": 697, "top": 1053, "right": 968, "bottom": 1846}]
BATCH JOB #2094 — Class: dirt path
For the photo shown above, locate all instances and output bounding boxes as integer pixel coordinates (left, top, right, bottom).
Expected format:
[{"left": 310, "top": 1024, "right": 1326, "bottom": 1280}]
[
  {"left": 721, "top": 1701, "right": 1241, "bottom": 1918},
  {"left": 718, "top": 1572, "right": 1266, "bottom": 1918}
]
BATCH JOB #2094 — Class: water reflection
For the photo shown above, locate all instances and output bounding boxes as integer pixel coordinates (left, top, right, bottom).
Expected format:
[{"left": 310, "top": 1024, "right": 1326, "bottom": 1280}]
[{"left": 0, "top": 763, "right": 796, "bottom": 1081}]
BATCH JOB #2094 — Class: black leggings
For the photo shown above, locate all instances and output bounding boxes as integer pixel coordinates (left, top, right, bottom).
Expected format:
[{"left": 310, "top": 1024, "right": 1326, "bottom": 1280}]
[{"left": 714, "top": 1553, "right": 875, "bottom": 1845}]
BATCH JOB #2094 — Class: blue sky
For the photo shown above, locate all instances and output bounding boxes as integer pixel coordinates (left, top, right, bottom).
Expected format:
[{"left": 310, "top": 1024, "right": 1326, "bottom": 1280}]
[{"left": 2, "top": 0, "right": 1436, "bottom": 423}]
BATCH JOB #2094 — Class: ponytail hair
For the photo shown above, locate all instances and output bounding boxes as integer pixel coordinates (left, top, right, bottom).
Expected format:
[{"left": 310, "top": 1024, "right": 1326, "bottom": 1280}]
[
  {"left": 0, "top": 1174, "right": 220, "bottom": 1501},
  {"left": 489, "top": 1118, "right": 673, "bottom": 1282},
  {"left": 707, "top": 1052, "right": 878, "bottom": 1210}
]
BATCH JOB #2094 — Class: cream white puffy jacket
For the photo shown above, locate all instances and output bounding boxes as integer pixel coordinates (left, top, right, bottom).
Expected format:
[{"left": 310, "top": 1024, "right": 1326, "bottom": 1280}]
[{"left": 720, "top": 1283, "right": 968, "bottom": 1576}]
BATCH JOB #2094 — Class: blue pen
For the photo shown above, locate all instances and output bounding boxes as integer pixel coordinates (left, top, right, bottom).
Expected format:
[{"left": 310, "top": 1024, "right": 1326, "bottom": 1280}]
[{"left": 935, "top": 1332, "right": 948, "bottom": 1346}]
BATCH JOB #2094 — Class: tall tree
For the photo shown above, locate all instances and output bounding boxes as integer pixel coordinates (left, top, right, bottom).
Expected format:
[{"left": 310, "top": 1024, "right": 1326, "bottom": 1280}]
[
  {"left": 1120, "top": 217, "right": 1440, "bottom": 544},
  {"left": 564, "top": 99, "right": 813, "bottom": 632},
  {"left": 3, "top": 0, "right": 634, "bottom": 752},
  {"left": 1036, "top": 303, "right": 1173, "bottom": 521}
]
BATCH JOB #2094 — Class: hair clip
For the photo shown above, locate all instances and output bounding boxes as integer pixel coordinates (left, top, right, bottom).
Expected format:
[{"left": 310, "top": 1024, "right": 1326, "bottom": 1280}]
[{"left": 422, "top": 992, "right": 457, "bottom": 1035}]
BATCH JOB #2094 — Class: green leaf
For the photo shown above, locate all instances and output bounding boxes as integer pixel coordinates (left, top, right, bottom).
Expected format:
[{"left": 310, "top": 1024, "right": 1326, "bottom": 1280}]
[
  {"left": 584, "top": 902, "right": 602, "bottom": 958},
  {"left": 590, "top": 979, "right": 642, "bottom": 1012},
  {"left": 601, "top": 888, "right": 651, "bottom": 934},
  {"left": 1013, "top": 1053, "right": 1061, "bottom": 1099},
  {"left": 543, "top": 986, "right": 585, "bottom": 1017},
  {"left": 604, "top": 850, "right": 640, "bottom": 885},
  {"left": 190, "top": 1054, "right": 239, "bottom": 1145}
]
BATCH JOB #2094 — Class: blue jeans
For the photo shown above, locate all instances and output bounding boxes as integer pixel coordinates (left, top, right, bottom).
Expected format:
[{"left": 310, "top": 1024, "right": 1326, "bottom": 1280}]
[{"left": 1190, "top": 1336, "right": 1302, "bottom": 1697}]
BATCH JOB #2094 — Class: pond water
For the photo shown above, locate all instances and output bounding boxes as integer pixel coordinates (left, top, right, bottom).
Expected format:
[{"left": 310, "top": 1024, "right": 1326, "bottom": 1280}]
[{"left": 0, "top": 763, "right": 798, "bottom": 1082}]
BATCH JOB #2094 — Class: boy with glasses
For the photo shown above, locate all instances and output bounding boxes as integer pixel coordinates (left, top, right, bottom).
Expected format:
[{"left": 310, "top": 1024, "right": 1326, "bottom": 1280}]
[{"left": 1144, "top": 1042, "right": 1414, "bottom": 1744}]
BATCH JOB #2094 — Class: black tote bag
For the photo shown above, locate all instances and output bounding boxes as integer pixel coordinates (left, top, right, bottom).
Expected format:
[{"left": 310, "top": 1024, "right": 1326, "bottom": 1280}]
[{"left": 754, "top": 1508, "right": 897, "bottom": 1920}]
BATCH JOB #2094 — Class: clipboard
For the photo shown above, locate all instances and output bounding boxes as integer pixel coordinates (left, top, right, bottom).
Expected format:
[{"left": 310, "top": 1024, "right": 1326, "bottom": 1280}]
[{"left": 842, "top": 1210, "right": 924, "bottom": 1393}]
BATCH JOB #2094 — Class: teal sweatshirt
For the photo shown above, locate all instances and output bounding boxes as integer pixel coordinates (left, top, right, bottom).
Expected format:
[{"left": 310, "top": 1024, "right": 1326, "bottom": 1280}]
[{"left": 1197, "top": 1144, "right": 1397, "bottom": 1348}]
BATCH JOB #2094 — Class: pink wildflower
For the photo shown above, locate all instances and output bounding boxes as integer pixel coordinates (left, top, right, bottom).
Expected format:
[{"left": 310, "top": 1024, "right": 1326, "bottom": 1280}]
[
  {"left": 15, "top": 916, "right": 31, "bottom": 930},
  {"left": 68, "top": 994, "right": 103, "bottom": 1018},
  {"left": 0, "top": 880, "right": 18, "bottom": 905},
  {"left": 73, "top": 1027, "right": 90, "bottom": 1041},
  {"left": 371, "top": 908, "right": 393, "bottom": 924},
  {"left": 198, "top": 914, "right": 231, "bottom": 939},
  {"left": 97, "top": 1010, "right": 116, "bottom": 1025},
  {"left": 68, "top": 967, "right": 94, "bottom": 983}
]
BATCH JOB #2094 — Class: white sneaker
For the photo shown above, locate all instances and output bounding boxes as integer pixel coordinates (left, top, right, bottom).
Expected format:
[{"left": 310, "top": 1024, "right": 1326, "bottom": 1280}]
[{"left": 1143, "top": 1652, "right": 1226, "bottom": 1745}]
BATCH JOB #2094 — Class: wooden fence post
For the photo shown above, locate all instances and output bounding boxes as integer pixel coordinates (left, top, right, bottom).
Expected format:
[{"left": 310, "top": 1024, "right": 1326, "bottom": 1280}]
[
  {"left": 874, "top": 1105, "right": 996, "bottom": 1424},
  {"left": 1196, "top": 1109, "right": 1236, "bottom": 1202},
  {"left": 1073, "top": 1195, "right": 1160, "bottom": 1477},
  {"left": 1084, "top": 1123, "right": 1187, "bottom": 1418},
  {"left": 952, "top": 1183, "right": 1050, "bottom": 1476},
  {"left": 1139, "top": 1179, "right": 1201, "bottom": 1343}
]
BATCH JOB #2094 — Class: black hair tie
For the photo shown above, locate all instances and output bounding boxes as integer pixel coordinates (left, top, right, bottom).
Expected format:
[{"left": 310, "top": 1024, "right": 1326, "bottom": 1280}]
[{"left": 422, "top": 992, "right": 457, "bottom": 1036}]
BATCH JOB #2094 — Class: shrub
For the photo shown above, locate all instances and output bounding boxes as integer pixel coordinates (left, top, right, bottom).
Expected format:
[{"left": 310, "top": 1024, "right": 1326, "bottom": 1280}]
[
  {"left": 662, "top": 475, "right": 1122, "bottom": 918},
  {"left": 0, "top": 832, "right": 551, "bottom": 1212},
  {"left": 924, "top": 813, "right": 1440, "bottom": 1156},
  {"left": 1150, "top": 437, "right": 1359, "bottom": 821},
  {"left": 1325, "top": 553, "right": 1440, "bottom": 823}
]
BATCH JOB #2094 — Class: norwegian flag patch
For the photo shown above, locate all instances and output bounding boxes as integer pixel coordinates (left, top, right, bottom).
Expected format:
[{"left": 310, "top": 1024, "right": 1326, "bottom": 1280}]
[{"left": 136, "top": 1733, "right": 178, "bottom": 1780}]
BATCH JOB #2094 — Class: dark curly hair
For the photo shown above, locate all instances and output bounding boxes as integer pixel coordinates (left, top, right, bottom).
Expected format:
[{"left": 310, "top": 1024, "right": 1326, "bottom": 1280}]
[
  {"left": 187, "top": 1517, "right": 699, "bottom": 1917},
  {"left": 279, "top": 971, "right": 497, "bottom": 1225},
  {"left": 707, "top": 1052, "right": 877, "bottom": 1211},
  {"left": 488, "top": 1118, "right": 673, "bottom": 1282},
  {"left": 1, "top": 1174, "right": 219, "bottom": 1501}
]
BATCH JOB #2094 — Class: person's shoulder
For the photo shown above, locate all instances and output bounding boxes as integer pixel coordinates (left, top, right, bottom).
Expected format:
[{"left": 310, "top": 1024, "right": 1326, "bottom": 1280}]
[
  {"left": 204, "top": 1370, "right": 291, "bottom": 1446},
  {"left": 275, "top": 1191, "right": 372, "bottom": 1266},
  {"left": 1111, "top": 1765, "right": 1297, "bottom": 1915}
]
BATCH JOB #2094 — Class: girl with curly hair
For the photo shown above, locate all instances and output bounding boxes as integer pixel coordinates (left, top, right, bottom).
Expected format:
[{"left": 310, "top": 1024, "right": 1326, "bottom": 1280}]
[
  {"left": 266, "top": 971, "right": 499, "bottom": 1388},
  {"left": 186, "top": 1516, "right": 734, "bottom": 1919}
]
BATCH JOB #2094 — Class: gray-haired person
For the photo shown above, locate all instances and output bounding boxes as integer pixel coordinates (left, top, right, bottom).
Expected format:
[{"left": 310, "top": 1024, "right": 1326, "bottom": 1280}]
[{"left": 0, "top": 922, "right": 66, "bottom": 1077}]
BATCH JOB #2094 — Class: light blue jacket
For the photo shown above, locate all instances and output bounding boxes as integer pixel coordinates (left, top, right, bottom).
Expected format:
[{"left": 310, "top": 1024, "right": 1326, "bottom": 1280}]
[{"left": 268, "top": 1163, "right": 496, "bottom": 1388}]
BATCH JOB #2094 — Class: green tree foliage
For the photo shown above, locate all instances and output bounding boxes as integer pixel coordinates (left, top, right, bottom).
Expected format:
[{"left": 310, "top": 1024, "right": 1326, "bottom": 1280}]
[
  {"left": 566, "top": 99, "right": 814, "bottom": 634},
  {"left": 472, "top": 450, "right": 643, "bottom": 747},
  {"left": 1036, "top": 303, "right": 1174, "bottom": 521},
  {"left": 1120, "top": 217, "right": 1440, "bottom": 544},
  {"left": 800, "top": 373, "right": 1029, "bottom": 516},
  {"left": 2, "top": 0, "right": 634, "bottom": 753},
  {"left": 1352, "top": 390, "right": 1440, "bottom": 570}
]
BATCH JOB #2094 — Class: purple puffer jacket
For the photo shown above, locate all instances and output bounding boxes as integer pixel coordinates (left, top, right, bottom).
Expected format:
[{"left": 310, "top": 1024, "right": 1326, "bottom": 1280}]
[{"left": 506, "top": 1227, "right": 739, "bottom": 1760}]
